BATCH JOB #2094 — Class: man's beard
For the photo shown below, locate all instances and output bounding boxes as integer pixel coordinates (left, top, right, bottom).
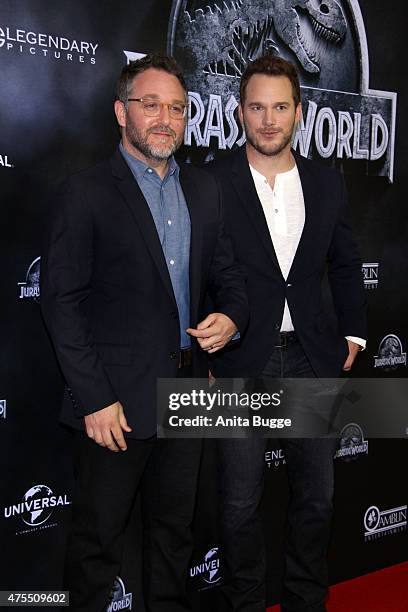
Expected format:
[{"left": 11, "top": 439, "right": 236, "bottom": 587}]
[
  {"left": 243, "top": 118, "right": 295, "bottom": 157},
  {"left": 126, "top": 121, "right": 182, "bottom": 161}
]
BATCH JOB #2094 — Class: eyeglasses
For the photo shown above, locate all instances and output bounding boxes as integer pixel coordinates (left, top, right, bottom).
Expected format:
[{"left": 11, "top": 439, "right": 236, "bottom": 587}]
[{"left": 127, "top": 97, "right": 187, "bottom": 119}]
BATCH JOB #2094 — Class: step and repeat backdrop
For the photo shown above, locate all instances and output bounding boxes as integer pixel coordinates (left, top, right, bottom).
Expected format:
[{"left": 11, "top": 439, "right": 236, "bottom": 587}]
[{"left": 1, "top": 1, "right": 407, "bottom": 609}]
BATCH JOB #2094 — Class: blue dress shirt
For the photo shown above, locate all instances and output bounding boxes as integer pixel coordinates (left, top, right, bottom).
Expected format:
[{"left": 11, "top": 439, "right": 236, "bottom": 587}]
[{"left": 120, "top": 143, "right": 191, "bottom": 348}]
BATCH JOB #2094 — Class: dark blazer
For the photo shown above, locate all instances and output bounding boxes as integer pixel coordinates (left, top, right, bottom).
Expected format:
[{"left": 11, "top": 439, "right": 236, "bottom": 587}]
[
  {"left": 41, "top": 149, "right": 248, "bottom": 438},
  {"left": 207, "top": 146, "right": 367, "bottom": 378}
]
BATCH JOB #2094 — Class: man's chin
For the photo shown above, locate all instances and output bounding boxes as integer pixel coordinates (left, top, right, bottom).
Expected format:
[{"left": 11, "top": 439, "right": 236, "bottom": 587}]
[{"left": 253, "top": 140, "right": 288, "bottom": 157}]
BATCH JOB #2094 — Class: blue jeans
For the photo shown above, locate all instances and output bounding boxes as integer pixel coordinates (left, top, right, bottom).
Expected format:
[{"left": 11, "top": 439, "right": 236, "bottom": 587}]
[{"left": 217, "top": 337, "right": 337, "bottom": 611}]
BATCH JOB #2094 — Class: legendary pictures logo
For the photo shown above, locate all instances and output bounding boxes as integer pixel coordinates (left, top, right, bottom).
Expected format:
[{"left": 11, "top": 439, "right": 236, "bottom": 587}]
[
  {"left": 265, "top": 447, "right": 286, "bottom": 468},
  {"left": 374, "top": 334, "right": 407, "bottom": 370},
  {"left": 168, "top": 0, "right": 397, "bottom": 180},
  {"left": 3, "top": 484, "right": 71, "bottom": 535},
  {"left": 335, "top": 422, "right": 368, "bottom": 462},
  {"left": 0, "top": 399, "right": 6, "bottom": 419},
  {"left": 106, "top": 577, "right": 132, "bottom": 612},
  {"left": 0, "top": 25, "right": 98, "bottom": 65},
  {"left": 0, "top": 153, "right": 13, "bottom": 169},
  {"left": 190, "top": 547, "right": 222, "bottom": 590},
  {"left": 364, "top": 504, "right": 407, "bottom": 541},
  {"left": 362, "top": 262, "right": 379, "bottom": 289},
  {"left": 18, "top": 256, "right": 40, "bottom": 301}
]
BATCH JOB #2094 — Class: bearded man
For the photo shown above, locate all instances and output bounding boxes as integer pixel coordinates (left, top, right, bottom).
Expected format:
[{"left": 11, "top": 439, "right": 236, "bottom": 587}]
[
  {"left": 41, "top": 54, "right": 248, "bottom": 612},
  {"left": 207, "top": 55, "right": 367, "bottom": 612}
]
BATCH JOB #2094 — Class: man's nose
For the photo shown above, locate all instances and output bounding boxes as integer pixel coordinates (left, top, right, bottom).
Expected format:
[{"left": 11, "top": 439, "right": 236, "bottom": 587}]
[
  {"left": 158, "top": 103, "right": 171, "bottom": 124},
  {"left": 263, "top": 107, "right": 277, "bottom": 125}
]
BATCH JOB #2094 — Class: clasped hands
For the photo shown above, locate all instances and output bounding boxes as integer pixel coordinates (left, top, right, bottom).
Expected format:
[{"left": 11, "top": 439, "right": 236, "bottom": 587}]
[{"left": 85, "top": 312, "right": 237, "bottom": 451}]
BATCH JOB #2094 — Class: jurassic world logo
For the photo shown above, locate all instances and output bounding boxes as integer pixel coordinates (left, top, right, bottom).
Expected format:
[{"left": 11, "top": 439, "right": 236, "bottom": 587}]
[{"left": 168, "top": 0, "right": 396, "bottom": 180}]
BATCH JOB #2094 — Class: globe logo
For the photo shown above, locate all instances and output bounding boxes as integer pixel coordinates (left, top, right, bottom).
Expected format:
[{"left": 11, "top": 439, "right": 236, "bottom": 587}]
[
  {"left": 203, "top": 547, "right": 221, "bottom": 584},
  {"left": 22, "top": 485, "right": 54, "bottom": 526}
]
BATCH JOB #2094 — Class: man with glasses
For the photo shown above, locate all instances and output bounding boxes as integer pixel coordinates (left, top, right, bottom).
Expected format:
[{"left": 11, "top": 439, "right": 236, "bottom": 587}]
[{"left": 41, "top": 54, "right": 248, "bottom": 612}]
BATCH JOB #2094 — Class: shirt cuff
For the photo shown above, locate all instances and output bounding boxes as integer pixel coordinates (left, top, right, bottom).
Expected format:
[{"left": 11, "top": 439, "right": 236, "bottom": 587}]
[
  {"left": 230, "top": 331, "right": 241, "bottom": 342},
  {"left": 345, "top": 336, "right": 366, "bottom": 350}
]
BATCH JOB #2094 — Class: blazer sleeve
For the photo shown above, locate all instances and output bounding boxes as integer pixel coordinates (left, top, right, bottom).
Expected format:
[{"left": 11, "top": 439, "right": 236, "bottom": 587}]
[
  {"left": 40, "top": 178, "right": 118, "bottom": 417},
  {"left": 206, "top": 178, "right": 249, "bottom": 334},
  {"left": 327, "top": 172, "right": 367, "bottom": 340}
]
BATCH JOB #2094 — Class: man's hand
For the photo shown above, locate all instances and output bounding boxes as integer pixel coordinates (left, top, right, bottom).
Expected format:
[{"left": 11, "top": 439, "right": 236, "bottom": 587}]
[
  {"left": 84, "top": 401, "right": 132, "bottom": 451},
  {"left": 342, "top": 339, "right": 361, "bottom": 372},
  {"left": 187, "top": 313, "right": 237, "bottom": 354}
]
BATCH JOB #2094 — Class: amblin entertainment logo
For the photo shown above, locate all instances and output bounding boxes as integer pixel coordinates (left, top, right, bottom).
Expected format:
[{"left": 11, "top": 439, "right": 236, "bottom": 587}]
[
  {"left": 362, "top": 262, "right": 379, "bottom": 289},
  {"left": 0, "top": 25, "right": 98, "bottom": 65},
  {"left": 364, "top": 504, "right": 407, "bottom": 541}
]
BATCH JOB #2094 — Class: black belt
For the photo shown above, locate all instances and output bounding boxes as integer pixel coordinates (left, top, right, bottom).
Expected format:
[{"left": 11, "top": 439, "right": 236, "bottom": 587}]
[
  {"left": 273, "top": 331, "right": 298, "bottom": 348},
  {"left": 178, "top": 348, "right": 193, "bottom": 368}
]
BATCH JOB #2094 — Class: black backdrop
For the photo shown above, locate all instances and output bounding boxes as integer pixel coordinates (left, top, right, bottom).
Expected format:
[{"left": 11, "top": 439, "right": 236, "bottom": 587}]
[{"left": 1, "top": 1, "right": 406, "bottom": 609}]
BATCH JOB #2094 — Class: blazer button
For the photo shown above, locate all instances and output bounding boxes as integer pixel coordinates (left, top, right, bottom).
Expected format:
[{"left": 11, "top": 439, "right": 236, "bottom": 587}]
[
  {"left": 170, "top": 351, "right": 178, "bottom": 359},
  {"left": 170, "top": 311, "right": 178, "bottom": 320},
  {"left": 274, "top": 324, "right": 280, "bottom": 330}
]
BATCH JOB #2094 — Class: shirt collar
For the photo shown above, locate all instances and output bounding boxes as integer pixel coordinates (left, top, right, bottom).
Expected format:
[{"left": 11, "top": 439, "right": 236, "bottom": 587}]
[
  {"left": 119, "top": 142, "right": 179, "bottom": 181},
  {"left": 249, "top": 162, "right": 298, "bottom": 186}
]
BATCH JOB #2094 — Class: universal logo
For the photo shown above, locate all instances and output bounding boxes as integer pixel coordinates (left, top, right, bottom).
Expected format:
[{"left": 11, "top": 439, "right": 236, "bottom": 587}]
[
  {"left": 0, "top": 25, "right": 98, "bottom": 65},
  {"left": 18, "top": 256, "right": 40, "bottom": 301},
  {"left": 335, "top": 423, "right": 368, "bottom": 462},
  {"left": 364, "top": 504, "right": 407, "bottom": 542},
  {"left": 0, "top": 153, "right": 13, "bottom": 169},
  {"left": 265, "top": 448, "right": 286, "bottom": 469},
  {"left": 374, "top": 334, "right": 407, "bottom": 370},
  {"left": 106, "top": 577, "right": 132, "bottom": 612},
  {"left": 0, "top": 399, "right": 6, "bottom": 419},
  {"left": 190, "top": 547, "right": 221, "bottom": 590},
  {"left": 3, "top": 484, "right": 71, "bottom": 536},
  {"left": 362, "top": 262, "right": 379, "bottom": 289}
]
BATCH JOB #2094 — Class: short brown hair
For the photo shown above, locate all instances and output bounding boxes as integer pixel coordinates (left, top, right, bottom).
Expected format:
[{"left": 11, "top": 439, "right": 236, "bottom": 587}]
[
  {"left": 240, "top": 55, "right": 301, "bottom": 107},
  {"left": 116, "top": 54, "right": 187, "bottom": 104}
]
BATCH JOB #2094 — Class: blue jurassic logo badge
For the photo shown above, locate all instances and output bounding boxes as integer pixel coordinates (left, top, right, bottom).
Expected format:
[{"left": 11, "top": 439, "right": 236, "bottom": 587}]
[
  {"left": 374, "top": 334, "right": 406, "bottom": 371},
  {"left": 190, "top": 546, "right": 222, "bottom": 590},
  {"left": 335, "top": 422, "right": 368, "bottom": 461},
  {"left": 168, "top": 0, "right": 396, "bottom": 180},
  {"left": 18, "top": 256, "right": 40, "bottom": 301},
  {"left": 106, "top": 577, "right": 132, "bottom": 612}
]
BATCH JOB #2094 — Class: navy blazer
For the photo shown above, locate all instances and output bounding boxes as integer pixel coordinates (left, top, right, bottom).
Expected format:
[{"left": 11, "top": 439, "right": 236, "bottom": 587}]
[
  {"left": 207, "top": 146, "right": 367, "bottom": 378},
  {"left": 41, "top": 149, "right": 248, "bottom": 438}
]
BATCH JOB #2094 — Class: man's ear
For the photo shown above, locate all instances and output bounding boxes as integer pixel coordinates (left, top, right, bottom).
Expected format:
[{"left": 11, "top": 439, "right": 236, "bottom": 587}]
[
  {"left": 295, "top": 102, "right": 302, "bottom": 125},
  {"left": 114, "top": 100, "right": 126, "bottom": 128},
  {"left": 238, "top": 103, "right": 244, "bottom": 127}
]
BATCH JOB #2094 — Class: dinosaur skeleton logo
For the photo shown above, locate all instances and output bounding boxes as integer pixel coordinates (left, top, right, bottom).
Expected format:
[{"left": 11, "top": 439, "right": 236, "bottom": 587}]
[{"left": 168, "top": 0, "right": 396, "bottom": 180}]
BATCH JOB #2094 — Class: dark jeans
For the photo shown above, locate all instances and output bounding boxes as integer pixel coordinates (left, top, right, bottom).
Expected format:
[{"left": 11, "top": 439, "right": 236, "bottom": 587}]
[
  {"left": 217, "top": 338, "right": 337, "bottom": 612},
  {"left": 64, "top": 367, "right": 202, "bottom": 612}
]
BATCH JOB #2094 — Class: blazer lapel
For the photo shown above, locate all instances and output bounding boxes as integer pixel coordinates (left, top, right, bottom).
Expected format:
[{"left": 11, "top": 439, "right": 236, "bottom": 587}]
[
  {"left": 287, "top": 150, "right": 322, "bottom": 282},
  {"left": 179, "top": 164, "right": 203, "bottom": 323},
  {"left": 231, "top": 147, "right": 281, "bottom": 273},
  {"left": 110, "top": 149, "right": 177, "bottom": 306}
]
